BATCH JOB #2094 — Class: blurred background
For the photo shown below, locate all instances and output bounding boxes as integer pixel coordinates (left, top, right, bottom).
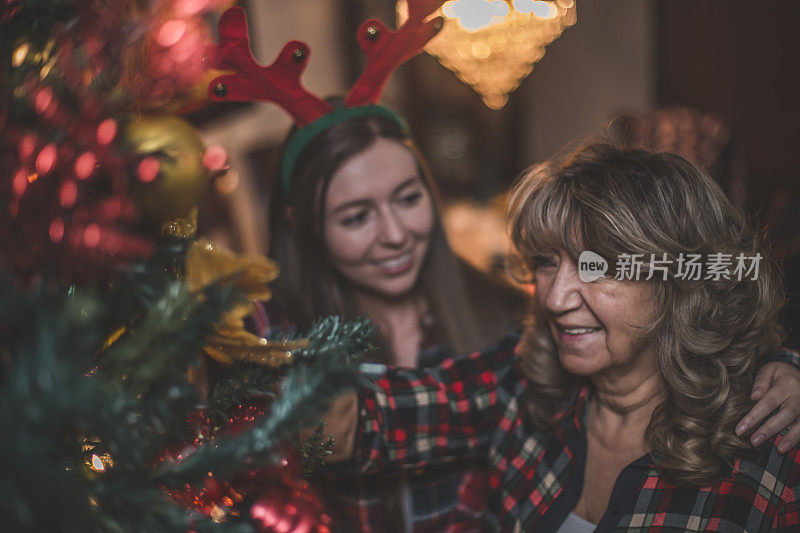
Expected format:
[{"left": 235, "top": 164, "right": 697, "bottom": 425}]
[{"left": 190, "top": 0, "right": 800, "bottom": 345}]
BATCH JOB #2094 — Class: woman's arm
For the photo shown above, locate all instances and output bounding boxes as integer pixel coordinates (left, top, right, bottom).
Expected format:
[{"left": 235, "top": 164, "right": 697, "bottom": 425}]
[
  {"left": 322, "top": 331, "right": 523, "bottom": 470},
  {"left": 321, "top": 390, "right": 359, "bottom": 462}
]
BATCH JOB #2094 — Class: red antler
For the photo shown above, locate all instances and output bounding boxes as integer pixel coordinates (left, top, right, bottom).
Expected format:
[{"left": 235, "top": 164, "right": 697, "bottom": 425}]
[
  {"left": 346, "top": 0, "right": 445, "bottom": 107},
  {"left": 207, "top": 7, "right": 333, "bottom": 126}
]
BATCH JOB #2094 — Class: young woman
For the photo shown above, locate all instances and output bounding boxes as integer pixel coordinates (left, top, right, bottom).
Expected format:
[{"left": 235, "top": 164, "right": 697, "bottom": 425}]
[{"left": 253, "top": 107, "right": 527, "bottom": 532}]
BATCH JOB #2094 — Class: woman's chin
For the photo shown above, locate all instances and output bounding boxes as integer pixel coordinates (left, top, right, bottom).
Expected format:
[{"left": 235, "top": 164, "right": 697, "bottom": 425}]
[
  {"left": 351, "top": 274, "right": 418, "bottom": 300},
  {"left": 558, "top": 350, "right": 608, "bottom": 377}
]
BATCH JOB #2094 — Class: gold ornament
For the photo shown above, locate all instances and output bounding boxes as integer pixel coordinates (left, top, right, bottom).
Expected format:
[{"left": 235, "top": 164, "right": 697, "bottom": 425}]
[
  {"left": 123, "top": 115, "right": 212, "bottom": 236},
  {"left": 185, "top": 239, "right": 307, "bottom": 366}
]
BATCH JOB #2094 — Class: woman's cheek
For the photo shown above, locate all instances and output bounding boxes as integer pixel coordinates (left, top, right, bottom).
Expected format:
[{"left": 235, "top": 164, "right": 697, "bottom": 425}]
[
  {"left": 407, "top": 202, "right": 435, "bottom": 237},
  {"left": 325, "top": 225, "right": 375, "bottom": 263}
]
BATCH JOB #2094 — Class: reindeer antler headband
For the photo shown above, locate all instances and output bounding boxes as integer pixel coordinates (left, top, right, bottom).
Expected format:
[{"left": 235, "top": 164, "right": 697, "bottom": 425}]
[{"left": 207, "top": 3, "right": 445, "bottom": 194}]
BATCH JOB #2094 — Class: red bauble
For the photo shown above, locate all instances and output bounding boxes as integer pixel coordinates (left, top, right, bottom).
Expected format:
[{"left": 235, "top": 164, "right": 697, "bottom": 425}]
[{"left": 248, "top": 469, "right": 333, "bottom": 533}]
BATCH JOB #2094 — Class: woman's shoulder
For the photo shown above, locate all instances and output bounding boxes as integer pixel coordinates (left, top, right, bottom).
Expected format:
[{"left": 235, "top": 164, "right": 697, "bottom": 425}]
[{"left": 731, "top": 437, "right": 800, "bottom": 493}]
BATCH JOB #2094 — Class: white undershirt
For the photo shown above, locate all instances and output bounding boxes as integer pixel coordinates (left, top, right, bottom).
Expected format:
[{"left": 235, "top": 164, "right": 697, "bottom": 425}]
[{"left": 556, "top": 512, "right": 596, "bottom": 533}]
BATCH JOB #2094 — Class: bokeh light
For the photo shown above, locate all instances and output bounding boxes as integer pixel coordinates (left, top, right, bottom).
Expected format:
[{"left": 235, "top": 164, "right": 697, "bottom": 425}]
[
  {"left": 34, "top": 87, "right": 54, "bottom": 114},
  {"left": 18, "top": 134, "right": 37, "bottom": 161},
  {"left": 96, "top": 119, "right": 118, "bottom": 145},
  {"left": 60, "top": 180, "right": 78, "bottom": 207},
  {"left": 74, "top": 152, "right": 96, "bottom": 180},
  {"left": 12, "top": 169, "right": 28, "bottom": 197},
  {"left": 35, "top": 144, "right": 58, "bottom": 175},
  {"left": 157, "top": 20, "right": 187, "bottom": 48},
  {"left": 137, "top": 156, "right": 160, "bottom": 183},
  {"left": 83, "top": 224, "right": 102, "bottom": 248},
  {"left": 202, "top": 144, "right": 228, "bottom": 171},
  {"left": 49, "top": 217, "right": 65, "bottom": 243}
]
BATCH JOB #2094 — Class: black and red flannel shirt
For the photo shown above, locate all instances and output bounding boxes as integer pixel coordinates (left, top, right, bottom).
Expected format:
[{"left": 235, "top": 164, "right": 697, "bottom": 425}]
[
  {"left": 247, "top": 300, "right": 488, "bottom": 532},
  {"left": 351, "top": 332, "right": 800, "bottom": 532}
]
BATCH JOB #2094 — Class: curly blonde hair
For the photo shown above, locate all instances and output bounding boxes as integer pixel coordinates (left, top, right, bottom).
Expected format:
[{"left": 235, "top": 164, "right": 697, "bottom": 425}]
[{"left": 508, "top": 141, "right": 785, "bottom": 486}]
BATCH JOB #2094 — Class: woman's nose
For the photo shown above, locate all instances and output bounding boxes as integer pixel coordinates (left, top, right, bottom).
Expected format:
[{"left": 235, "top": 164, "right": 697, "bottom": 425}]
[
  {"left": 544, "top": 261, "right": 583, "bottom": 313},
  {"left": 377, "top": 208, "right": 408, "bottom": 246}
]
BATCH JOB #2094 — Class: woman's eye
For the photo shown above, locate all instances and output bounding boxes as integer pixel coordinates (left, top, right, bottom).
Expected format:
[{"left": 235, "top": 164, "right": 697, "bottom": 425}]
[
  {"left": 532, "top": 254, "right": 557, "bottom": 269},
  {"left": 340, "top": 210, "right": 369, "bottom": 227},
  {"left": 398, "top": 190, "right": 423, "bottom": 207}
]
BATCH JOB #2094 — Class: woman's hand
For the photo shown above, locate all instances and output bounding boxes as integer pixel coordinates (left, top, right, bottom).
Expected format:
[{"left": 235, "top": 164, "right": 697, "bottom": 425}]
[
  {"left": 302, "top": 390, "right": 359, "bottom": 463},
  {"left": 737, "top": 362, "right": 800, "bottom": 453}
]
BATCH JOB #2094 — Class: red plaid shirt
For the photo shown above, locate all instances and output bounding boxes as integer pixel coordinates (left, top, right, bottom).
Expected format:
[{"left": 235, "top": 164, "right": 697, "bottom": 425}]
[
  {"left": 352, "top": 332, "right": 800, "bottom": 532},
  {"left": 247, "top": 300, "right": 488, "bottom": 532}
]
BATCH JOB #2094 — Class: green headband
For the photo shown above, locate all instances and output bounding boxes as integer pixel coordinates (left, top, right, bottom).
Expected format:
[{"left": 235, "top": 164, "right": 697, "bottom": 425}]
[{"left": 279, "top": 104, "right": 409, "bottom": 196}]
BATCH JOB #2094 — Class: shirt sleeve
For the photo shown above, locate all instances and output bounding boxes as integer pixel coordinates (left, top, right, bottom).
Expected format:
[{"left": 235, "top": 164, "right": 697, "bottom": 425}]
[
  {"left": 765, "top": 348, "right": 800, "bottom": 368},
  {"left": 350, "top": 331, "right": 525, "bottom": 474}
]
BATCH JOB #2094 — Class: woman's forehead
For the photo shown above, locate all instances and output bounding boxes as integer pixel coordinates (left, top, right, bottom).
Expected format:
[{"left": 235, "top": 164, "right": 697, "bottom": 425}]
[{"left": 326, "top": 139, "right": 420, "bottom": 206}]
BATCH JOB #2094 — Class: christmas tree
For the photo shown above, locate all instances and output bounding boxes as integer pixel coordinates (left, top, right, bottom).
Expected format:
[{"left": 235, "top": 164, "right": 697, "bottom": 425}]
[{"left": 0, "top": 2, "right": 371, "bottom": 531}]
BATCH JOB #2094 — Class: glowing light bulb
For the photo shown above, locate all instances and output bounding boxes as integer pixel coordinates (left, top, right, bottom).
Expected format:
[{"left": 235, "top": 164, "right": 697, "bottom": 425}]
[
  {"left": 90, "top": 454, "right": 105, "bottom": 472},
  {"left": 12, "top": 43, "right": 30, "bottom": 67}
]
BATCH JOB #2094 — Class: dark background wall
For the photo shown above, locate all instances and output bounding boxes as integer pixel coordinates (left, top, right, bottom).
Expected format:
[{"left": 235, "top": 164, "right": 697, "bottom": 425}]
[{"left": 657, "top": 0, "right": 800, "bottom": 215}]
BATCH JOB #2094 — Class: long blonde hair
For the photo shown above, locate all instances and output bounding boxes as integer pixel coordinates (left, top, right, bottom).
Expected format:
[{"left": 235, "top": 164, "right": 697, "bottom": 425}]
[{"left": 508, "top": 141, "right": 785, "bottom": 485}]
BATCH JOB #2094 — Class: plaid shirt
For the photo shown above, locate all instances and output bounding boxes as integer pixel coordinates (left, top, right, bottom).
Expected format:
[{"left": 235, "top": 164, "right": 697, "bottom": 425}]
[
  {"left": 352, "top": 332, "right": 800, "bottom": 532},
  {"left": 247, "top": 300, "right": 487, "bottom": 533}
]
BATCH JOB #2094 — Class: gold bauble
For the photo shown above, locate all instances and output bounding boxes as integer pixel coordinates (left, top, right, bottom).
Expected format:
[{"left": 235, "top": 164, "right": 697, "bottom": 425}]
[
  {"left": 123, "top": 115, "right": 211, "bottom": 234},
  {"left": 185, "top": 239, "right": 306, "bottom": 367}
]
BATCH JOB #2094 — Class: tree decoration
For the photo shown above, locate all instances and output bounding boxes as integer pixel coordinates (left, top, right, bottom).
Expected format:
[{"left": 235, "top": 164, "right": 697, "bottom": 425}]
[
  {"left": 2, "top": 2, "right": 376, "bottom": 531},
  {"left": 0, "top": 0, "right": 239, "bottom": 284}
]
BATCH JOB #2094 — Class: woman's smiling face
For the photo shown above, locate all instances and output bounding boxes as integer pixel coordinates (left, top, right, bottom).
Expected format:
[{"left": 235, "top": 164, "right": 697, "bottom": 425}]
[
  {"left": 323, "top": 138, "right": 434, "bottom": 298},
  {"left": 533, "top": 248, "right": 657, "bottom": 377}
]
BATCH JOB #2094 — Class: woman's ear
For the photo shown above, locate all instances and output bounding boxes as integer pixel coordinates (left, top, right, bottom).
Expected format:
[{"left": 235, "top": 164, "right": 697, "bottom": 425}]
[{"left": 284, "top": 206, "right": 297, "bottom": 230}]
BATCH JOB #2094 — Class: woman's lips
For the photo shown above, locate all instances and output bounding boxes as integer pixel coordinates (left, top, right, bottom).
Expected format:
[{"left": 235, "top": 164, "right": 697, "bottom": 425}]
[
  {"left": 373, "top": 250, "right": 414, "bottom": 275},
  {"left": 555, "top": 324, "right": 602, "bottom": 344}
]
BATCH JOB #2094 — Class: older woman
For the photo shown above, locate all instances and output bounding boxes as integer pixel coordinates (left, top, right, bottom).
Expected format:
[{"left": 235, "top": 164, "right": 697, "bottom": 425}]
[{"left": 323, "top": 142, "right": 800, "bottom": 531}]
